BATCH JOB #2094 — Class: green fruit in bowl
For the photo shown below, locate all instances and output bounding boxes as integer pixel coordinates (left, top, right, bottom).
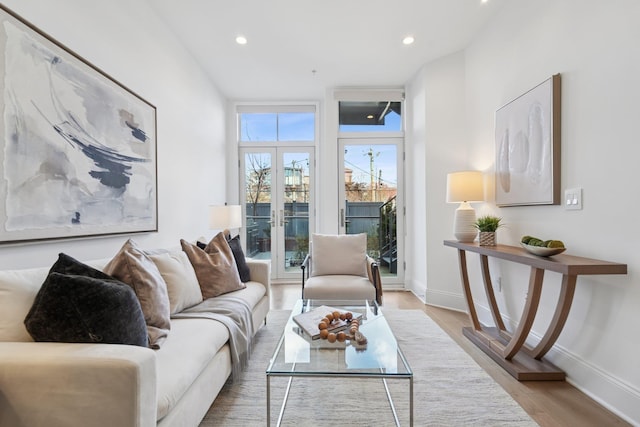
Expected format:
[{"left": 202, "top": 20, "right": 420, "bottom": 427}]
[
  {"left": 527, "top": 238, "right": 544, "bottom": 247},
  {"left": 521, "top": 235, "right": 534, "bottom": 244},
  {"left": 546, "top": 240, "right": 565, "bottom": 248}
]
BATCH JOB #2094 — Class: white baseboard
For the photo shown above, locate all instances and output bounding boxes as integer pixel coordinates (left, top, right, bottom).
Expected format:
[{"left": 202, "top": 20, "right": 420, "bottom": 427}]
[
  {"left": 545, "top": 340, "right": 640, "bottom": 425},
  {"left": 425, "top": 287, "right": 467, "bottom": 312}
]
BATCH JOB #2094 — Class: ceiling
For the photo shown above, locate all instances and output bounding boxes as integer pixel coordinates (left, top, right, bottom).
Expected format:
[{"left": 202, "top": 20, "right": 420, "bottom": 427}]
[{"left": 148, "top": 0, "right": 505, "bottom": 101}]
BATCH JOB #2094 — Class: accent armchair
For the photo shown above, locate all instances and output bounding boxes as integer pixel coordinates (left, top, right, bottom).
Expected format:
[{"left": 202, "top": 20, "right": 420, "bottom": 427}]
[{"left": 301, "top": 233, "right": 382, "bottom": 305}]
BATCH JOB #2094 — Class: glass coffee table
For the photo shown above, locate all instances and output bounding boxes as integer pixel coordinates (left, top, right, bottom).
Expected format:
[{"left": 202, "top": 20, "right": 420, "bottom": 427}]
[{"left": 266, "top": 299, "right": 413, "bottom": 426}]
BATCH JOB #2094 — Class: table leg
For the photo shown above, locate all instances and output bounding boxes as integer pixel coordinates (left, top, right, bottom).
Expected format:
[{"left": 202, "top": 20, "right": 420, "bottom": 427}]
[
  {"left": 480, "top": 254, "right": 506, "bottom": 333},
  {"left": 267, "top": 375, "right": 271, "bottom": 427},
  {"left": 409, "top": 375, "right": 414, "bottom": 427},
  {"left": 456, "top": 249, "right": 481, "bottom": 330},
  {"left": 526, "top": 274, "right": 577, "bottom": 359},
  {"left": 502, "top": 267, "right": 544, "bottom": 359}
]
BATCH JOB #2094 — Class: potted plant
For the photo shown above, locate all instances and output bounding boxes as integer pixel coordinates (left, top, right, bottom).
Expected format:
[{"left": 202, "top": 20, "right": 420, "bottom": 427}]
[{"left": 473, "top": 215, "right": 503, "bottom": 246}]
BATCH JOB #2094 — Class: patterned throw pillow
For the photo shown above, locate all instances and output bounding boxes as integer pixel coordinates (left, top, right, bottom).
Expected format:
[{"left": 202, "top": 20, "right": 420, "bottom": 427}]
[{"left": 24, "top": 254, "right": 148, "bottom": 347}]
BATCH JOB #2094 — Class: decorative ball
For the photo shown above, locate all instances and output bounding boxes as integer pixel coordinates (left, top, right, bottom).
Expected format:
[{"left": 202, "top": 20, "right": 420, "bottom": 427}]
[
  {"left": 319, "top": 329, "right": 329, "bottom": 339},
  {"left": 327, "top": 332, "right": 337, "bottom": 343}
]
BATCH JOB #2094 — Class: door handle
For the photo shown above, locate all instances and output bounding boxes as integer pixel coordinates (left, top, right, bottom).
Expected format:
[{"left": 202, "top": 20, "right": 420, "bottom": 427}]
[
  {"left": 269, "top": 210, "right": 276, "bottom": 227},
  {"left": 340, "top": 208, "right": 345, "bottom": 227},
  {"left": 279, "top": 209, "right": 289, "bottom": 227}
]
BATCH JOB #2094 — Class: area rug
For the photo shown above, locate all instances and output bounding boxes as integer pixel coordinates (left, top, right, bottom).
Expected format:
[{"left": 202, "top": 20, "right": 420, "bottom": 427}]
[{"left": 200, "top": 309, "right": 537, "bottom": 426}]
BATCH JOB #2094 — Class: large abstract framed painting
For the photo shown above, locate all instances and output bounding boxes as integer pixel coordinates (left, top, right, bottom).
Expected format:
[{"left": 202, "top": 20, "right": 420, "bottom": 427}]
[
  {"left": 495, "top": 74, "right": 561, "bottom": 207},
  {"left": 0, "top": 6, "right": 157, "bottom": 243}
]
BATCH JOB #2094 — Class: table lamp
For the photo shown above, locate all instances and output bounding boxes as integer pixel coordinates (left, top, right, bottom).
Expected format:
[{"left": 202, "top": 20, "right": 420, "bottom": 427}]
[
  {"left": 209, "top": 205, "right": 242, "bottom": 234},
  {"left": 446, "top": 171, "right": 484, "bottom": 242}
]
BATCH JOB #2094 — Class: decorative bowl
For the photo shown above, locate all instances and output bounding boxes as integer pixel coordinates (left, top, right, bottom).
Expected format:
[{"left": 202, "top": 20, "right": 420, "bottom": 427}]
[{"left": 520, "top": 242, "right": 566, "bottom": 257}]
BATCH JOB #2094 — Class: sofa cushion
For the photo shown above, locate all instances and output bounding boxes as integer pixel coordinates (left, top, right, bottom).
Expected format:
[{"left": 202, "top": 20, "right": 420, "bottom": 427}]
[
  {"left": 155, "top": 318, "right": 230, "bottom": 420},
  {"left": 149, "top": 251, "right": 203, "bottom": 315},
  {"left": 311, "top": 233, "right": 368, "bottom": 277},
  {"left": 181, "top": 234, "right": 245, "bottom": 299},
  {"left": 24, "top": 272, "right": 148, "bottom": 347},
  {"left": 303, "top": 274, "right": 376, "bottom": 301},
  {"left": 0, "top": 266, "right": 51, "bottom": 342},
  {"left": 225, "top": 281, "right": 267, "bottom": 313},
  {"left": 104, "top": 239, "right": 171, "bottom": 349}
]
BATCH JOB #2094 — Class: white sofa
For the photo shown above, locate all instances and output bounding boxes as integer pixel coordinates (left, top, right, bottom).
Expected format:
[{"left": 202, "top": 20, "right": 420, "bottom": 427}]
[{"left": 0, "top": 247, "right": 271, "bottom": 427}]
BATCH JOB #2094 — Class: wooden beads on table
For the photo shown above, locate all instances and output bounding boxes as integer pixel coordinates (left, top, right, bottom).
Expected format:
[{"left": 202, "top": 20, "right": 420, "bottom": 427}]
[{"left": 316, "top": 311, "right": 366, "bottom": 346}]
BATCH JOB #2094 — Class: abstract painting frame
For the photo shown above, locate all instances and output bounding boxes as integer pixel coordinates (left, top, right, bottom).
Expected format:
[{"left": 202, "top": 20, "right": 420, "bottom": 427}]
[
  {"left": 0, "top": 5, "right": 157, "bottom": 244},
  {"left": 495, "top": 74, "right": 561, "bottom": 207}
]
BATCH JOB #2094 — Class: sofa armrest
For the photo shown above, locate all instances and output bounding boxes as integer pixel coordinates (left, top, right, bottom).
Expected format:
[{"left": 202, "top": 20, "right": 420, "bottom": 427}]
[
  {"left": 246, "top": 259, "right": 271, "bottom": 296},
  {"left": 0, "top": 342, "right": 157, "bottom": 427}
]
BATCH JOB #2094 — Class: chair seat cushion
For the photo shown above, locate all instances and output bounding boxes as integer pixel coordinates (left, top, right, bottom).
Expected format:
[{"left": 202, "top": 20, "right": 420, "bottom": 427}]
[{"left": 303, "top": 275, "right": 376, "bottom": 301}]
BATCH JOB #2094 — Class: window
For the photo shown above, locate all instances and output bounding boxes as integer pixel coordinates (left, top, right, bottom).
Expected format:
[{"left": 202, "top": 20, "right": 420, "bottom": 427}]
[
  {"left": 239, "top": 109, "right": 315, "bottom": 142},
  {"left": 339, "top": 101, "right": 402, "bottom": 132}
]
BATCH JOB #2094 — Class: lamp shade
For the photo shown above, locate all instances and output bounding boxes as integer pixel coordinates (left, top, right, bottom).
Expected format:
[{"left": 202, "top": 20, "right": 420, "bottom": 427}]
[
  {"left": 446, "top": 171, "right": 484, "bottom": 203},
  {"left": 209, "top": 205, "right": 242, "bottom": 230}
]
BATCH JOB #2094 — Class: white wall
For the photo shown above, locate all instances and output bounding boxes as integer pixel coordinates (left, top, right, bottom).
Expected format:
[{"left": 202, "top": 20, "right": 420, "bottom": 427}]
[
  {"left": 407, "top": 0, "right": 640, "bottom": 423},
  {"left": 406, "top": 51, "right": 469, "bottom": 305},
  {"left": 0, "top": 0, "right": 228, "bottom": 270}
]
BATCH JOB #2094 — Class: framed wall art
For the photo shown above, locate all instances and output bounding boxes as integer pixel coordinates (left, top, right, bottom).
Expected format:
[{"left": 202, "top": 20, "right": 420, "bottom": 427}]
[
  {"left": 0, "top": 5, "right": 157, "bottom": 243},
  {"left": 495, "top": 74, "right": 561, "bottom": 207}
]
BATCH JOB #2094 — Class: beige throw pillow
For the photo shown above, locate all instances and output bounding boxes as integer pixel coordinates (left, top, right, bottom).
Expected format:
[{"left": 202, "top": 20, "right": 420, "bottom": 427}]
[
  {"left": 181, "top": 233, "right": 245, "bottom": 299},
  {"left": 149, "top": 251, "right": 203, "bottom": 314},
  {"left": 311, "top": 233, "right": 368, "bottom": 277},
  {"left": 103, "top": 239, "right": 171, "bottom": 349}
]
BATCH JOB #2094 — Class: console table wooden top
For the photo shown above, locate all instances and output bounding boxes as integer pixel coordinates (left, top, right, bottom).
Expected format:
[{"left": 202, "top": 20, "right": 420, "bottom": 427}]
[
  {"left": 444, "top": 240, "right": 627, "bottom": 381},
  {"left": 444, "top": 240, "right": 627, "bottom": 276}
]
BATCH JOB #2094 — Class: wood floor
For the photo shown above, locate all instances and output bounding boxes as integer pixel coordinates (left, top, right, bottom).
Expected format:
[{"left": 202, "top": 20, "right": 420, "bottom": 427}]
[{"left": 270, "top": 284, "right": 630, "bottom": 427}]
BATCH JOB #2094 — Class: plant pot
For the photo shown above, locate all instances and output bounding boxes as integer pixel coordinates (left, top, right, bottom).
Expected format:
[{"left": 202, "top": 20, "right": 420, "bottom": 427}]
[{"left": 479, "top": 231, "right": 496, "bottom": 246}]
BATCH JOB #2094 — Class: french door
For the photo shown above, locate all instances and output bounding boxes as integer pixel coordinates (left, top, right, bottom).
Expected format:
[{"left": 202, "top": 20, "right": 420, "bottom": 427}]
[
  {"left": 240, "top": 147, "right": 315, "bottom": 280},
  {"left": 338, "top": 138, "right": 404, "bottom": 285}
]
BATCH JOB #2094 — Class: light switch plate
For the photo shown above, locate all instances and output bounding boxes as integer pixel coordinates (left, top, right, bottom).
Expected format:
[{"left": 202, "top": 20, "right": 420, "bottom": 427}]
[{"left": 565, "top": 188, "right": 583, "bottom": 210}]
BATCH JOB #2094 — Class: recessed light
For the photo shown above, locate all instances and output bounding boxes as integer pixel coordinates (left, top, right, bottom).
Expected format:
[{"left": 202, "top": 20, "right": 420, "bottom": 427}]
[
  {"left": 402, "top": 36, "right": 415, "bottom": 45},
  {"left": 235, "top": 35, "right": 247, "bottom": 45}
]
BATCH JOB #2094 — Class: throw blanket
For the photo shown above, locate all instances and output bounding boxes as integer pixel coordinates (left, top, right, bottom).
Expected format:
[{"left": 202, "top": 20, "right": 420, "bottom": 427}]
[{"left": 172, "top": 294, "right": 255, "bottom": 380}]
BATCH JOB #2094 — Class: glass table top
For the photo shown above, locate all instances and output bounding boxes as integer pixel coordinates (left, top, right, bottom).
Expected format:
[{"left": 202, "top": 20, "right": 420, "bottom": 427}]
[{"left": 266, "top": 299, "right": 412, "bottom": 377}]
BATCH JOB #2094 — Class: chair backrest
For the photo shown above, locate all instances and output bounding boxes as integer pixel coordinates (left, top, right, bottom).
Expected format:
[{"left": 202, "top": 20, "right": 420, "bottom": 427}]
[{"left": 310, "top": 233, "right": 368, "bottom": 278}]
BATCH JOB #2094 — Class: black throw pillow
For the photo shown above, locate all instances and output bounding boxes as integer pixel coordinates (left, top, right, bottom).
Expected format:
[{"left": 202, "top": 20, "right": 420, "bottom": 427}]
[
  {"left": 24, "top": 254, "right": 149, "bottom": 347},
  {"left": 27, "top": 253, "right": 116, "bottom": 318},
  {"left": 226, "top": 234, "right": 251, "bottom": 283}
]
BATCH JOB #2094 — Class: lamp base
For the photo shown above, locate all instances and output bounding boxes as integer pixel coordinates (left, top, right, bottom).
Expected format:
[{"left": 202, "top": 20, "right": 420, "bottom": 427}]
[{"left": 453, "top": 202, "right": 477, "bottom": 242}]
